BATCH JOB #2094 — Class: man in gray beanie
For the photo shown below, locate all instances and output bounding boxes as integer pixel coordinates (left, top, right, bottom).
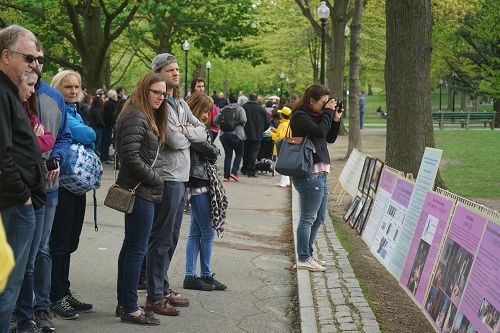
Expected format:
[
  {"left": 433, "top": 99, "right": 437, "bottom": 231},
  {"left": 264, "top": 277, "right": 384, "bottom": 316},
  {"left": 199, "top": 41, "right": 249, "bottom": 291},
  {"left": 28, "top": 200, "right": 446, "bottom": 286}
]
[{"left": 145, "top": 53, "right": 207, "bottom": 316}]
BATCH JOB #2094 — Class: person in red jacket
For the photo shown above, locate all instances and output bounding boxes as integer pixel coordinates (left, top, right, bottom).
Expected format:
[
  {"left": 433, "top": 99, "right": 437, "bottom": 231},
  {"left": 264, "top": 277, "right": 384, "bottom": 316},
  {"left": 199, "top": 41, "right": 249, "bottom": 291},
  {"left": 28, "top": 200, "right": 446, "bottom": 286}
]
[{"left": 18, "top": 68, "right": 54, "bottom": 153}]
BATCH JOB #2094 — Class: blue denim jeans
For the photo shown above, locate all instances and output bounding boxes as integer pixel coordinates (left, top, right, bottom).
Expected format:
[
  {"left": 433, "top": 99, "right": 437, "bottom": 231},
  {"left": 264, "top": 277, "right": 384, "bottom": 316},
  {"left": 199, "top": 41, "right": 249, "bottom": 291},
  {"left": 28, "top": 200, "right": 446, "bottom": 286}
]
[
  {"left": 15, "top": 206, "right": 45, "bottom": 326},
  {"left": 220, "top": 134, "right": 244, "bottom": 179},
  {"left": 0, "top": 204, "right": 36, "bottom": 333},
  {"left": 185, "top": 193, "right": 215, "bottom": 278},
  {"left": 292, "top": 173, "right": 329, "bottom": 262},
  {"left": 33, "top": 194, "right": 58, "bottom": 311},
  {"left": 117, "top": 197, "right": 155, "bottom": 313}
]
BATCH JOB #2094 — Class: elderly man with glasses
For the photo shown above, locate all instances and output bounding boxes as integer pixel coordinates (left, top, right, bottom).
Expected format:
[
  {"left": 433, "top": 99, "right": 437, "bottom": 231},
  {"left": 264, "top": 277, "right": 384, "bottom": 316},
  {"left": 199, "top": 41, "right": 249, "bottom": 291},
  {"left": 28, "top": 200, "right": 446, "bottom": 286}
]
[{"left": 0, "top": 25, "right": 46, "bottom": 333}]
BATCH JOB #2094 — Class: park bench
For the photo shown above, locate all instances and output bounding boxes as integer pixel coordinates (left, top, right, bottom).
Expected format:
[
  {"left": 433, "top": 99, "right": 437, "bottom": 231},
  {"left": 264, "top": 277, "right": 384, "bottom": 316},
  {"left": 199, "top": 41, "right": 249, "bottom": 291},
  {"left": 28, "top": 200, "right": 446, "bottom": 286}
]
[{"left": 432, "top": 111, "right": 496, "bottom": 130}]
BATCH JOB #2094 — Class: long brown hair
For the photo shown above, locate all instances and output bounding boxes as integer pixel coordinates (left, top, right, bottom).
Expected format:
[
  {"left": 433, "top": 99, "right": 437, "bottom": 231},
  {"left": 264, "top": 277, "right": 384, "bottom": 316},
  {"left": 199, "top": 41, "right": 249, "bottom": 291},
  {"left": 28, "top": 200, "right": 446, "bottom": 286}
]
[
  {"left": 293, "top": 84, "right": 330, "bottom": 113},
  {"left": 25, "top": 68, "right": 41, "bottom": 117},
  {"left": 122, "top": 73, "right": 168, "bottom": 144},
  {"left": 187, "top": 92, "right": 213, "bottom": 124}
]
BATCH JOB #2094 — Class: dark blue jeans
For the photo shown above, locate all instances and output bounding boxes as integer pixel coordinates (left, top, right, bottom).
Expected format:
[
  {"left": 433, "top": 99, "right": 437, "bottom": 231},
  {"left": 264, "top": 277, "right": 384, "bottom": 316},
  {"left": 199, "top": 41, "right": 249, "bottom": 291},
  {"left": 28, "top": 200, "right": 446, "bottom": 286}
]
[
  {"left": 0, "top": 204, "right": 36, "bottom": 333},
  {"left": 15, "top": 206, "right": 45, "bottom": 326},
  {"left": 292, "top": 173, "right": 329, "bottom": 262},
  {"left": 220, "top": 134, "right": 244, "bottom": 179},
  {"left": 185, "top": 193, "right": 214, "bottom": 278},
  {"left": 33, "top": 194, "right": 58, "bottom": 312},
  {"left": 117, "top": 197, "right": 155, "bottom": 313},
  {"left": 147, "top": 181, "right": 186, "bottom": 302},
  {"left": 101, "top": 127, "right": 112, "bottom": 161},
  {"left": 49, "top": 187, "right": 86, "bottom": 303}
]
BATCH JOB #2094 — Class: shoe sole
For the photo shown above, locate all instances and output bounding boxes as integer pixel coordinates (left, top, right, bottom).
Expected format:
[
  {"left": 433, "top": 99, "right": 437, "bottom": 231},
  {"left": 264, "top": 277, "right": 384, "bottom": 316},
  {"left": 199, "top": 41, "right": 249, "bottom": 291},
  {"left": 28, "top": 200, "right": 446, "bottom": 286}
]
[
  {"left": 183, "top": 285, "right": 215, "bottom": 291},
  {"left": 297, "top": 265, "right": 326, "bottom": 272},
  {"left": 51, "top": 312, "right": 79, "bottom": 320},
  {"left": 120, "top": 318, "right": 160, "bottom": 326},
  {"left": 229, "top": 175, "right": 240, "bottom": 181}
]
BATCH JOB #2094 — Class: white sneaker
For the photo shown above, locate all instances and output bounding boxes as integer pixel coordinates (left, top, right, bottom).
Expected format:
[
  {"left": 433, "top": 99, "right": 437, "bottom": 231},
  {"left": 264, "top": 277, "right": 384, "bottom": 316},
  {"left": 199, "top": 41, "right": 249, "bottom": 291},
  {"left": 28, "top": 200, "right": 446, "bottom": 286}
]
[
  {"left": 312, "top": 256, "right": 327, "bottom": 266},
  {"left": 297, "top": 258, "right": 326, "bottom": 272}
]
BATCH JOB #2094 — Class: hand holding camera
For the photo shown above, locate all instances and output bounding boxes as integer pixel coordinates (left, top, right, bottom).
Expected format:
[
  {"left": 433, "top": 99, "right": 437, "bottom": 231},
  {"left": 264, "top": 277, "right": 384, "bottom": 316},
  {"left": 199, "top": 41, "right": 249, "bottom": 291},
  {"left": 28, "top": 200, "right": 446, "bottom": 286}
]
[{"left": 334, "top": 99, "right": 343, "bottom": 122}]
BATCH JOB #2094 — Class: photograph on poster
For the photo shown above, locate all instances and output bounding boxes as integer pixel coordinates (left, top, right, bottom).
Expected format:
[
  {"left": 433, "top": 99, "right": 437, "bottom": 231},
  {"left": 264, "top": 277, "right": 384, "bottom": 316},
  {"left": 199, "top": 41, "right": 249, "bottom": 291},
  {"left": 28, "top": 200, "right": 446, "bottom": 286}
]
[
  {"left": 432, "top": 262, "right": 446, "bottom": 290},
  {"left": 344, "top": 196, "right": 361, "bottom": 223},
  {"left": 358, "top": 157, "right": 371, "bottom": 192},
  {"left": 451, "top": 312, "right": 477, "bottom": 333},
  {"left": 406, "top": 239, "right": 431, "bottom": 295},
  {"left": 369, "top": 159, "right": 384, "bottom": 194},
  {"left": 426, "top": 285, "right": 439, "bottom": 313},
  {"left": 376, "top": 236, "right": 388, "bottom": 258},
  {"left": 440, "top": 239, "right": 474, "bottom": 306},
  {"left": 477, "top": 298, "right": 500, "bottom": 332},
  {"left": 363, "top": 158, "right": 376, "bottom": 195},
  {"left": 429, "top": 288, "right": 450, "bottom": 321},
  {"left": 356, "top": 195, "right": 373, "bottom": 235},
  {"left": 435, "top": 294, "right": 452, "bottom": 330},
  {"left": 441, "top": 303, "right": 458, "bottom": 333},
  {"left": 422, "top": 214, "right": 439, "bottom": 245},
  {"left": 351, "top": 195, "right": 367, "bottom": 228}
]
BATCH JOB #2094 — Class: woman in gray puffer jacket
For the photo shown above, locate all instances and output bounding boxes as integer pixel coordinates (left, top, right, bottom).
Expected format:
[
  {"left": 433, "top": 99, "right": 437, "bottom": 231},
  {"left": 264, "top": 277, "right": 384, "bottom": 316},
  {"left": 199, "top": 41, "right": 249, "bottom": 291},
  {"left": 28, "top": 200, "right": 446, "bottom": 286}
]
[
  {"left": 183, "top": 92, "right": 227, "bottom": 292},
  {"left": 114, "top": 73, "right": 168, "bottom": 326}
]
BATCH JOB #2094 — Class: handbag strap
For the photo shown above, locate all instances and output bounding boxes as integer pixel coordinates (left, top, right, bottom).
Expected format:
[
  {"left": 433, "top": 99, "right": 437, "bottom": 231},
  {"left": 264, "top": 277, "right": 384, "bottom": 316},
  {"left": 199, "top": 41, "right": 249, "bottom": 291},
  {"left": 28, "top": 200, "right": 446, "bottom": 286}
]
[{"left": 131, "top": 145, "right": 161, "bottom": 193}]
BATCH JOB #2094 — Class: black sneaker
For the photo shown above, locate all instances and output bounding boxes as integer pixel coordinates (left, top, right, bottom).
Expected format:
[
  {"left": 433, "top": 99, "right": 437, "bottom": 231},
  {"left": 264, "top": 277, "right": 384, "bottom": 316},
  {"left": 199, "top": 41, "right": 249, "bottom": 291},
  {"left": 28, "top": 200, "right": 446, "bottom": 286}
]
[
  {"left": 183, "top": 276, "right": 215, "bottom": 291},
  {"left": 66, "top": 291, "right": 93, "bottom": 312},
  {"left": 115, "top": 305, "right": 124, "bottom": 317},
  {"left": 201, "top": 274, "right": 227, "bottom": 291},
  {"left": 50, "top": 296, "right": 79, "bottom": 320},
  {"left": 34, "top": 310, "right": 55, "bottom": 332},
  {"left": 17, "top": 321, "right": 42, "bottom": 333}
]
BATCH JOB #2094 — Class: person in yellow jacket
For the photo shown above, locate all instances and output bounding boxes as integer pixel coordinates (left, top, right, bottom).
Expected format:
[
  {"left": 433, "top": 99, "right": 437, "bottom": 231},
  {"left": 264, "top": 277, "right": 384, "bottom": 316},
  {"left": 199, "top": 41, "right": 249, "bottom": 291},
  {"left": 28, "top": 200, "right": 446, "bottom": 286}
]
[
  {"left": 0, "top": 217, "right": 15, "bottom": 292},
  {"left": 270, "top": 107, "right": 292, "bottom": 187}
]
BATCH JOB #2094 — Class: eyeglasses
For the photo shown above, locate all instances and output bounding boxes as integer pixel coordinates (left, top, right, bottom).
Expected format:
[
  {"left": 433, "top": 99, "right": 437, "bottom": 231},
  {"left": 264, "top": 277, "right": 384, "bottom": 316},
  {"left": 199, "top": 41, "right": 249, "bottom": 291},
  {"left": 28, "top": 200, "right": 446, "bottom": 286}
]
[
  {"left": 149, "top": 89, "right": 167, "bottom": 98},
  {"left": 10, "top": 51, "right": 44, "bottom": 64}
]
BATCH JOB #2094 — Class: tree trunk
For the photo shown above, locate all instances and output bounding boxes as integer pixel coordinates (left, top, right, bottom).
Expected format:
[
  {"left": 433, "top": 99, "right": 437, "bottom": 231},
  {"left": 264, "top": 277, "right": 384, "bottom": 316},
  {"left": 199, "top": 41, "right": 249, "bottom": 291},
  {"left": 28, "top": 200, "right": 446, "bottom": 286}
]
[
  {"left": 385, "top": 0, "right": 435, "bottom": 177},
  {"left": 347, "top": 0, "right": 364, "bottom": 157},
  {"left": 447, "top": 87, "right": 453, "bottom": 111},
  {"left": 460, "top": 92, "right": 467, "bottom": 112},
  {"left": 494, "top": 99, "right": 500, "bottom": 128},
  {"left": 329, "top": 0, "right": 348, "bottom": 99},
  {"left": 473, "top": 95, "right": 478, "bottom": 112}
]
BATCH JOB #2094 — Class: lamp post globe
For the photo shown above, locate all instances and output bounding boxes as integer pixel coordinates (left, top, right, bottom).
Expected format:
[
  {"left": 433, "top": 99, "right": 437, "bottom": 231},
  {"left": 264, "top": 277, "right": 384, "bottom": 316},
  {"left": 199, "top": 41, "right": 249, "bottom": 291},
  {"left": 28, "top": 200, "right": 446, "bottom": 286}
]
[
  {"left": 182, "top": 40, "right": 190, "bottom": 98},
  {"left": 206, "top": 60, "right": 212, "bottom": 94},
  {"left": 317, "top": 1, "right": 330, "bottom": 85}
]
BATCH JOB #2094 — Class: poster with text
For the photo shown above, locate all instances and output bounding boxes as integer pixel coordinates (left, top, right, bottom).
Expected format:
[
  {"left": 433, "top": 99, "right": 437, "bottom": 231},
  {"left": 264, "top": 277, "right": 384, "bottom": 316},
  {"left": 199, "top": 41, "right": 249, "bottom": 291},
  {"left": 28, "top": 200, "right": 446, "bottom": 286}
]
[
  {"left": 371, "top": 177, "right": 415, "bottom": 273},
  {"left": 362, "top": 167, "right": 400, "bottom": 247},
  {"left": 400, "top": 192, "right": 455, "bottom": 306},
  {"left": 423, "top": 204, "right": 488, "bottom": 333}
]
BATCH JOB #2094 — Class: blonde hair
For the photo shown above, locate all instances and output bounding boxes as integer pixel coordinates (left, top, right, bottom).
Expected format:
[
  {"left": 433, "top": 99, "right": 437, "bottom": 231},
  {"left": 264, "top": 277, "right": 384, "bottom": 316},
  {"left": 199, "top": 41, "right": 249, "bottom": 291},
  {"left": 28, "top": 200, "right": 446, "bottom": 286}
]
[{"left": 50, "top": 70, "right": 84, "bottom": 102}]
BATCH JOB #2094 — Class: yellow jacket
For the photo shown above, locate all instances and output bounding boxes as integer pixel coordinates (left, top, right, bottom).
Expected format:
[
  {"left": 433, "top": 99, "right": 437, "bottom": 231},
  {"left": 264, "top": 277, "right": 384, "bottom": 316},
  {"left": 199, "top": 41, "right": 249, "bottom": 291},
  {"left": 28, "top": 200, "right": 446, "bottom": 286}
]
[
  {"left": 0, "top": 217, "right": 14, "bottom": 292},
  {"left": 270, "top": 119, "right": 291, "bottom": 156}
]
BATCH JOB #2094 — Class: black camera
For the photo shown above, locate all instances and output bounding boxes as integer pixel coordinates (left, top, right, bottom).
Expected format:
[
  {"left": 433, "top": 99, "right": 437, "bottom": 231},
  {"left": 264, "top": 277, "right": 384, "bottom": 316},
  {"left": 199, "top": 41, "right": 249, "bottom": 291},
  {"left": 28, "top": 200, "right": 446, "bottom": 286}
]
[
  {"left": 45, "top": 157, "right": 60, "bottom": 171},
  {"left": 336, "top": 100, "right": 343, "bottom": 110}
]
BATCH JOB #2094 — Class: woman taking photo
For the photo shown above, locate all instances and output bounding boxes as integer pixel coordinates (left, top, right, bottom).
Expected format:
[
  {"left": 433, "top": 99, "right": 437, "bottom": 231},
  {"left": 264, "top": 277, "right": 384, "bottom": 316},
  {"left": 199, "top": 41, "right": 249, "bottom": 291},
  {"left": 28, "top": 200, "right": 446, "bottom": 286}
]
[
  {"left": 183, "top": 92, "right": 227, "bottom": 291},
  {"left": 115, "top": 73, "right": 168, "bottom": 325},
  {"left": 290, "top": 84, "right": 342, "bottom": 272},
  {"left": 49, "top": 70, "right": 96, "bottom": 318}
]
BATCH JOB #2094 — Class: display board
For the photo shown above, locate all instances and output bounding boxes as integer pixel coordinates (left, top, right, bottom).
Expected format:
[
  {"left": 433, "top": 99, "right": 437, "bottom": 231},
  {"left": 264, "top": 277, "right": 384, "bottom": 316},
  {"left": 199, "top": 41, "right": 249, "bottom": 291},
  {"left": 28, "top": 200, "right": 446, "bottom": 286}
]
[
  {"left": 338, "top": 148, "right": 368, "bottom": 197},
  {"left": 400, "top": 192, "right": 455, "bottom": 306}
]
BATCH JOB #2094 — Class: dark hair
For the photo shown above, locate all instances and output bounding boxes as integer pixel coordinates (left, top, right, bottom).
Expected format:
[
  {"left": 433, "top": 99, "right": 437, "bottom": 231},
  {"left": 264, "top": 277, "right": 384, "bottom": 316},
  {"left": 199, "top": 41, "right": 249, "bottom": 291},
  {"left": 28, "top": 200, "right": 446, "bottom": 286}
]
[
  {"left": 278, "top": 97, "right": 287, "bottom": 110},
  {"left": 249, "top": 93, "right": 258, "bottom": 101},
  {"left": 293, "top": 84, "right": 330, "bottom": 113},
  {"left": 25, "top": 68, "right": 41, "bottom": 117},
  {"left": 190, "top": 78, "right": 205, "bottom": 93},
  {"left": 82, "top": 93, "right": 92, "bottom": 105},
  {"left": 228, "top": 94, "right": 238, "bottom": 103},
  {"left": 265, "top": 100, "right": 273, "bottom": 108},
  {"left": 116, "top": 86, "right": 125, "bottom": 95}
]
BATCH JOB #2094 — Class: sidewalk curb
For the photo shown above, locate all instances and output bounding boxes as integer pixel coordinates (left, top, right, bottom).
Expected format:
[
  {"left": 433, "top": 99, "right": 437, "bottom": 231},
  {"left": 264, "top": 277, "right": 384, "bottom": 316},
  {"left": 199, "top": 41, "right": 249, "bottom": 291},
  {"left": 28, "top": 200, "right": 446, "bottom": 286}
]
[{"left": 292, "top": 185, "right": 318, "bottom": 333}]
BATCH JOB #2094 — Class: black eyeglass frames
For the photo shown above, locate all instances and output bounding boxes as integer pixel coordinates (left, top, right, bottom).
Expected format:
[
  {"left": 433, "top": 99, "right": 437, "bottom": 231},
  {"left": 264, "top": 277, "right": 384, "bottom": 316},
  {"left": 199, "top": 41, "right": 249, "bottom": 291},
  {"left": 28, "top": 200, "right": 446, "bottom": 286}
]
[
  {"left": 10, "top": 50, "right": 44, "bottom": 64},
  {"left": 149, "top": 89, "right": 167, "bottom": 98}
]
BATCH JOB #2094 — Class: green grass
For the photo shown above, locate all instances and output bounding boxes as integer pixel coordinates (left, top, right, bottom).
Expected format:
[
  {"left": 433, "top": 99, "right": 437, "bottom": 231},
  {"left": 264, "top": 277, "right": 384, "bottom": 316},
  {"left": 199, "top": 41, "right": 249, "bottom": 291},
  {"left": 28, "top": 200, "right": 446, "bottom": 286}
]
[{"left": 434, "top": 130, "right": 500, "bottom": 198}]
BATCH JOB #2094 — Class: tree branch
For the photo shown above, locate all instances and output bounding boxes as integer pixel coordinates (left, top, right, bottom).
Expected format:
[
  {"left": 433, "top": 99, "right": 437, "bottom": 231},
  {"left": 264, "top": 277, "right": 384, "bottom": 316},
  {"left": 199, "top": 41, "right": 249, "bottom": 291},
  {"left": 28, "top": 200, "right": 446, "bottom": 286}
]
[
  {"left": 63, "top": 0, "right": 84, "bottom": 52},
  {"left": 106, "top": 2, "right": 141, "bottom": 45},
  {"left": 110, "top": 54, "right": 135, "bottom": 87},
  {"left": 45, "top": 52, "right": 82, "bottom": 73}
]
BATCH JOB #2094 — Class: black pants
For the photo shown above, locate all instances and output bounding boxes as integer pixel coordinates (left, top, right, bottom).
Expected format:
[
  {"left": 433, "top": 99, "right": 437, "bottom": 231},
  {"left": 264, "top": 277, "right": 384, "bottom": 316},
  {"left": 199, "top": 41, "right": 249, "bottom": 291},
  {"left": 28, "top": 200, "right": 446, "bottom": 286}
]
[
  {"left": 146, "top": 181, "right": 186, "bottom": 302},
  {"left": 49, "top": 187, "right": 86, "bottom": 302},
  {"left": 243, "top": 140, "right": 261, "bottom": 176}
]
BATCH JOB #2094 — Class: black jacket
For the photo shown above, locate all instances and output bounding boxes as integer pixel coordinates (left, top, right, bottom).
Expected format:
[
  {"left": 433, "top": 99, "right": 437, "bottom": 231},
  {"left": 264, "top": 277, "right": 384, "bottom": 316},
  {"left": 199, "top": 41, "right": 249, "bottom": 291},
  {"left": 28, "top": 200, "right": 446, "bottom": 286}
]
[
  {"left": 289, "top": 108, "right": 340, "bottom": 165},
  {"left": 115, "top": 105, "right": 164, "bottom": 204},
  {"left": 242, "top": 101, "right": 270, "bottom": 141},
  {"left": 189, "top": 128, "right": 219, "bottom": 187},
  {"left": 103, "top": 99, "right": 117, "bottom": 128},
  {"left": 0, "top": 70, "right": 46, "bottom": 210}
]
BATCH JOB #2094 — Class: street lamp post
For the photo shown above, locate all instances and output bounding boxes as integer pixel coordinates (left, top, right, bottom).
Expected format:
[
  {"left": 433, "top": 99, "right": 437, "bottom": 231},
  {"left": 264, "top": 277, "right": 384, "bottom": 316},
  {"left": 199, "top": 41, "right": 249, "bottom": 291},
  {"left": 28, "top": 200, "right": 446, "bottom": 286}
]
[
  {"left": 280, "top": 72, "right": 285, "bottom": 96},
  {"left": 182, "top": 40, "right": 190, "bottom": 98},
  {"left": 317, "top": 1, "right": 330, "bottom": 85},
  {"left": 451, "top": 72, "right": 457, "bottom": 112},
  {"left": 439, "top": 79, "right": 443, "bottom": 111},
  {"left": 206, "top": 60, "right": 211, "bottom": 95}
]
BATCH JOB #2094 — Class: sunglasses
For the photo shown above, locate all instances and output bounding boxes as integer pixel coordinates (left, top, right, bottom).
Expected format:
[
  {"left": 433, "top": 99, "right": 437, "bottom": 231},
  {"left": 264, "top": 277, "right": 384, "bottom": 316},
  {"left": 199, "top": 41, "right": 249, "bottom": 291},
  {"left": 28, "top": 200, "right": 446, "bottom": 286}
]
[
  {"left": 11, "top": 51, "right": 44, "bottom": 64},
  {"left": 150, "top": 89, "right": 167, "bottom": 98}
]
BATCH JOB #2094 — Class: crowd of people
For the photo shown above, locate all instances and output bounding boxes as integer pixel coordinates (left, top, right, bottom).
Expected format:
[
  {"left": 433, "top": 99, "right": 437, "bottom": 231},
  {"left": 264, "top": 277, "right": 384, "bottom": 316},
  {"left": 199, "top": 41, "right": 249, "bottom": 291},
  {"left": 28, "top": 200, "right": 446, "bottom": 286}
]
[{"left": 0, "top": 24, "right": 343, "bottom": 332}]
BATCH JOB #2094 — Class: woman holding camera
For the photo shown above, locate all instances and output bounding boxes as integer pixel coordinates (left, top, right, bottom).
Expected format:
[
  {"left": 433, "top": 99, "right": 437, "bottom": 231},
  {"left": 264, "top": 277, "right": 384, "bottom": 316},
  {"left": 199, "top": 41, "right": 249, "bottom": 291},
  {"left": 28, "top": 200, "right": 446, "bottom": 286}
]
[
  {"left": 115, "top": 73, "right": 168, "bottom": 325},
  {"left": 49, "top": 70, "right": 96, "bottom": 319},
  {"left": 290, "top": 84, "right": 342, "bottom": 272}
]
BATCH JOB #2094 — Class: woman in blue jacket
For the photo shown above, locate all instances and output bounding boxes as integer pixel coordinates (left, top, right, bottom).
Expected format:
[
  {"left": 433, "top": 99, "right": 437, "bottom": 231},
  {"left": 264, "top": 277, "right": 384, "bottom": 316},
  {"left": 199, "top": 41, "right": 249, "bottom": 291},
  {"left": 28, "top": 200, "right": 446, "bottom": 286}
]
[{"left": 49, "top": 70, "right": 96, "bottom": 319}]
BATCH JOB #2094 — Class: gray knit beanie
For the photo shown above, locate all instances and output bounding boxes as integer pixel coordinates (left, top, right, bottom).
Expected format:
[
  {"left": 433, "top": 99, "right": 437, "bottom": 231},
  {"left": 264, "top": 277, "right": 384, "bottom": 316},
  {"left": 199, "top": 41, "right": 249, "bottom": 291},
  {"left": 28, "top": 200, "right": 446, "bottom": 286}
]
[{"left": 151, "top": 53, "right": 178, "bottom": 72}]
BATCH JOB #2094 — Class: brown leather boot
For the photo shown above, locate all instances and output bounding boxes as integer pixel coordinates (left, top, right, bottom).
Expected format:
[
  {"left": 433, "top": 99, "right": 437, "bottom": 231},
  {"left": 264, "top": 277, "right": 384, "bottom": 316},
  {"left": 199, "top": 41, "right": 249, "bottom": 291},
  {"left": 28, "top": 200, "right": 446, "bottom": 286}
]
[
  {"left": 166, "top": 289, "right": 190, "bottom": 307},
  {"left": 144, "top": 298, "right": 179, "bottom": 316}
]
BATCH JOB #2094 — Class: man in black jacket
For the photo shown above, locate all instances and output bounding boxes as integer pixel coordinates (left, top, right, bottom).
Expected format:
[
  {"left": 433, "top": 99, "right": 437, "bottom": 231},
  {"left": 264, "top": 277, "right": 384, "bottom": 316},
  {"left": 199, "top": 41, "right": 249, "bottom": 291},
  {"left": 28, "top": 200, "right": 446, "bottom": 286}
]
[
  {"left": 0, "top": 25, "right": 46, "bottom": 331},
  {"left": 241, "top": 93, "right": 269, "bottom": 177}
]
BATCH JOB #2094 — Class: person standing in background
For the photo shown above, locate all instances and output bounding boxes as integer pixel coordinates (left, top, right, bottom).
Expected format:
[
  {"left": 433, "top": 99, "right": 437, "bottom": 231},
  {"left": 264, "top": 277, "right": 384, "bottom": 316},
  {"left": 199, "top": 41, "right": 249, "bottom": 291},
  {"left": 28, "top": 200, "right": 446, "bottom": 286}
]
[
  {"left": 102, "top": 89, "right": 118, "bottom": 163},
  {"left": 358, "top": 90, "right": 366, "bottom": 129}
]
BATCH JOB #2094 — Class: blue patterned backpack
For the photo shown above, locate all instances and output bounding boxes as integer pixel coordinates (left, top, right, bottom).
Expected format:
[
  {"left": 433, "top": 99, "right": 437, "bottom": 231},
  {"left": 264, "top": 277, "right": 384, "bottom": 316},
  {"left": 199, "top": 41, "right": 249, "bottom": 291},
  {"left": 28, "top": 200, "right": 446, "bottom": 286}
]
[{"left": 60, "top": 143, "right": 103, "bottom": 195}]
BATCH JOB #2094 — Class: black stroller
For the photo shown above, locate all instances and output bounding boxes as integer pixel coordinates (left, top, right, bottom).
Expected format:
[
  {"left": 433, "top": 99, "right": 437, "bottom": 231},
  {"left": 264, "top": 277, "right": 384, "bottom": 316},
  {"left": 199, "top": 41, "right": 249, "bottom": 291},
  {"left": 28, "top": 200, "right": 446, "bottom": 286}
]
[{"left": 255, "top": 135, "right": 275, "bottom": 176}]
